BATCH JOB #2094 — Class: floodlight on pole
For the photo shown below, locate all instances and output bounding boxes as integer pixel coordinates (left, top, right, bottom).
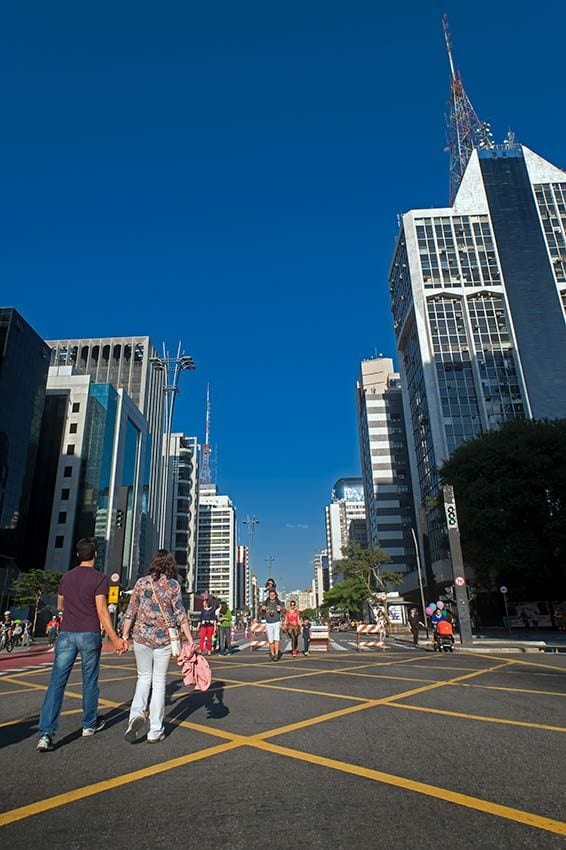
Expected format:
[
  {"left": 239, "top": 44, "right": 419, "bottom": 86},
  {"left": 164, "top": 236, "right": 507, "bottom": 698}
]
[{"left": 151, "top": 342, "right": 196, "bottom": 549}]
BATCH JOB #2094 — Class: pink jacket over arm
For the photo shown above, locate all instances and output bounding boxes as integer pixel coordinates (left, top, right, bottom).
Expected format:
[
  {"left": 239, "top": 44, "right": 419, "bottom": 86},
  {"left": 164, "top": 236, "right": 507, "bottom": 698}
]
[{"left": 177, "top": 643, "right": 212, "bottom": 691}]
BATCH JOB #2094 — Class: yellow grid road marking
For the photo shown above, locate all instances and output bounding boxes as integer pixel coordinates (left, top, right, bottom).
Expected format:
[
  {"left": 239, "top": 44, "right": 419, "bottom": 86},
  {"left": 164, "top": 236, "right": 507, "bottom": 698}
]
[
  {"left": 0, "top": 741, "right": 241, "bottom": 827},
  {"left": 248, "top": 739, "right": 566, "bottom": 838},
  {"left": 0, "top": 687, "right": 42, "bottom": 696},
  {"left": 462, "top": 683, "right": 566, "bottom": 698},
  {"left": 219, "top": 677, "right": 370, "bottom": 703},
  {"left": 460, "top": 652, "right": 566, "bottom": 673},
  {"left": 384, "top": 702, "right": 566, "bottom": 734}
]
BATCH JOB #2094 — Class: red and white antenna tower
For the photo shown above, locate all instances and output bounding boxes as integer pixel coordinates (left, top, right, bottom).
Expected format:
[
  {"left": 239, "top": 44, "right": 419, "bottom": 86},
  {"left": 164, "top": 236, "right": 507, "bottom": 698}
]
[
  {"left": 199, "top": 383, "right": 213, "bottom": 485},
  {"left": 443, "top": 15, "right": 493, "bottom": 204}
]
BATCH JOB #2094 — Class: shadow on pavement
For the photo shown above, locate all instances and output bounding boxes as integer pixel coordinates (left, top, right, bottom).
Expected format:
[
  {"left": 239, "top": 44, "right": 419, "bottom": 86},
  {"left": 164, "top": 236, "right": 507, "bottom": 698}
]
[
  {"left": 166, "top": 679, "right": 229, "bottom": 729},
  {"left": 1, "top": 717, "right": 39, "bottom": 749}
]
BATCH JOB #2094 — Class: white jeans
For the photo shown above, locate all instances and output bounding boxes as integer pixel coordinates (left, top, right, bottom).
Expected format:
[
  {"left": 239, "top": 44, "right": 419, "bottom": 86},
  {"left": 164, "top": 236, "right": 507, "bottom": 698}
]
[{"left": 130, "top": 641, "right": 172, "bottom": 739}]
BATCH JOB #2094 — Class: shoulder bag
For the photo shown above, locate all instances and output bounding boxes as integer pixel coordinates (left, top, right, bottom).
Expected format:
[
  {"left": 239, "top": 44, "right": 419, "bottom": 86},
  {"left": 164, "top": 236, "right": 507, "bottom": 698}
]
[{"left": 151, "top": 580, "right": 181, "bottom": 658}]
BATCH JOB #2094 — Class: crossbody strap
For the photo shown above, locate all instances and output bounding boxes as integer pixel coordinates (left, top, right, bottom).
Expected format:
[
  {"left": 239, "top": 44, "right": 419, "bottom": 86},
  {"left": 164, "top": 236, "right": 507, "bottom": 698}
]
[{"left": 149, "top": 579, "right": 174, "bottom": 628}]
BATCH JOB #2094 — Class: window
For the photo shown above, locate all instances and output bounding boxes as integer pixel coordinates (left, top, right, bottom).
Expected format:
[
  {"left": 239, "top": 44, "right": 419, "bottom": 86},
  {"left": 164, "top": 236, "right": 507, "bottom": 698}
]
[
  {"left": 61, "top": 488, "right": 70, "bottom": 500},
  {"left": 63, "top": 466, "right": 72, "bottom": 478},
  {"left": 66, "top": 444, "right": 75, "bottom": 455},
  {"left": 69, "top": 423, "right": 78, "bottom": 434},
  {"left": 55, "top": 536, "right": 64, "bottom": 549},
  {"left": 72, "top": 402, "right": 80, "bottom": 413},
  {"left": 58, "top": 512, "right": 67, "bottom": 524}
]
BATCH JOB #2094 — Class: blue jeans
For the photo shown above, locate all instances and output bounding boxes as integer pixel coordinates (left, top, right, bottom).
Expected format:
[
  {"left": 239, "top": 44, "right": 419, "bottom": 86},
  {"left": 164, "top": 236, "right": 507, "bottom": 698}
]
[{"left": 39, "top": 631, "right": 102, "bottom": 736}]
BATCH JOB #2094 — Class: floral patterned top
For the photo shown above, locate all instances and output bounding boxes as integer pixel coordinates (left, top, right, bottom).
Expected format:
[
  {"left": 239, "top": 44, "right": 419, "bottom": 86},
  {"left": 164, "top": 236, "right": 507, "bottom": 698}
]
[{"left": 124, "top": 576, "right": 188, "bottom": 648}]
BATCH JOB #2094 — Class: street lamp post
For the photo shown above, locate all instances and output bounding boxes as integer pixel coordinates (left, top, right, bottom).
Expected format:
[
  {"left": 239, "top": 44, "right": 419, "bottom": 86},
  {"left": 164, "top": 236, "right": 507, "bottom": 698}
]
[
  {"left": 410, "top": 526, "right": 429, "bottom": 639},
  {"left": 243, "top": 515, "right": 259, "bottom": 616},
  {"left": 150, "top": 342, "right": 196, "bottom": 550}
]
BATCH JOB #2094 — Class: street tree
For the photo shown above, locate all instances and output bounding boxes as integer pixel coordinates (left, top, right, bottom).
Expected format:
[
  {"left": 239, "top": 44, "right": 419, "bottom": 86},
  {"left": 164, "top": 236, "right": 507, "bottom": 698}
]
[
  {"left": 322, "top": 577, "right": 367, "bottom": 618},
  {"left": 440, "top": 419, "right": 566, "bottom": 599},
  {"left": 10, "top": 569, "right": 63, "bottom": 635},
  {"left": 334, "top": 541, "right": 402, "bottom": 597}
]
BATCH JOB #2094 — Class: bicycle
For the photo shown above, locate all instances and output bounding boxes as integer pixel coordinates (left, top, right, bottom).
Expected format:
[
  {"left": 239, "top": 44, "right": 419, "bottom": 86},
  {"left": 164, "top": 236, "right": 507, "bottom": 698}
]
[{"left": 0, "top": 631, "right": 15, "bottom": 653}]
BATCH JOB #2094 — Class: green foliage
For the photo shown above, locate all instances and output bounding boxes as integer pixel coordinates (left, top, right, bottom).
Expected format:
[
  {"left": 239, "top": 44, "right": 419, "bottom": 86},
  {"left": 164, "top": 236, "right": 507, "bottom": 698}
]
[
  {"left": 440, "top": 419, "right": 566, "bottom": 598},
  {"left": 322, "top": 577, "right": 367, "bottom": 617},
  {"left": 334, "top": 541, "right": 402, "bottom": 596},
  {"left": 300, "top": 608, "right": 316, "bottom": 620},
  {"left": 11, "top": 569, "right": 62, "bottom": 606}
]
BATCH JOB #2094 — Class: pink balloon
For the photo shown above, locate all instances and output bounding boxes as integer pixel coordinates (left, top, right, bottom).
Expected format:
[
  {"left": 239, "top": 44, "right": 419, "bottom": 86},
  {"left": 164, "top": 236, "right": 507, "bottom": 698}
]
[
  {"left": 425, "top": 606, "right": 434, "bottom": 616},
  {"left": 436, "top": 601, "right": 445, "bottom": 610}
]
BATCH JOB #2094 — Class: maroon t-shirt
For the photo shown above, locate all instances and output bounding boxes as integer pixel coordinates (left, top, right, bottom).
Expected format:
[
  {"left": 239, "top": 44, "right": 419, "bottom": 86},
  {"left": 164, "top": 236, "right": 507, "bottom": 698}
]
[{"left": 58, "top": 566, "right": 109, "bottom": 632}]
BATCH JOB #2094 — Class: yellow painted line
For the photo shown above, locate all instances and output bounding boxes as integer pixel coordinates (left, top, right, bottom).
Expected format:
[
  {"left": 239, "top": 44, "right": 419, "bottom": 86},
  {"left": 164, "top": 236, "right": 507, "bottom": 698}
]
[
  {"left": 256, "top": 661, "right": 513, "bottom": 741},
  {"left": 219, "top": 677, "right": 370, "bottom": 703},
  {"left": 465, "top": 683, "right": 566, "bottom": 698},
  {"left": 249, "top": 739, "right": 566, "bottom": 837},
  {"left": 332, "top": 669, "right": 437, "bottom": 685},
  {"left": 0, "top": 686, "right": 42, "bottom": 696},
  {"left": 461, "top": 652, "right": 566, "bottom": 673},
  {"left": 0, "top": 708, "right": 84, "bottom": 729},
  {"left": 385, "top": 702, "right": 566, "bottom": 734},
  {"left": 0, "top": 740, "right": 241, "bottom": 827}
]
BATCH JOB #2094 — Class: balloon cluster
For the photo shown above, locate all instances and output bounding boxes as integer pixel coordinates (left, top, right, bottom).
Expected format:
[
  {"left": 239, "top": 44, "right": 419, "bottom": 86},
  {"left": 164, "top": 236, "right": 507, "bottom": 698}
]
[{"left": 425, "top": 601, "right": 447, "bottom": 618}]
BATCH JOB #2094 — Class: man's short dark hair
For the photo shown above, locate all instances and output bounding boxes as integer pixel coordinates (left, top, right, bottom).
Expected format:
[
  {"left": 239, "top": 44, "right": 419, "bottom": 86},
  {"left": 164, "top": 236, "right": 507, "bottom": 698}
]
[{"left": 76, "top": 537, "right": 97, "bottom": 562}]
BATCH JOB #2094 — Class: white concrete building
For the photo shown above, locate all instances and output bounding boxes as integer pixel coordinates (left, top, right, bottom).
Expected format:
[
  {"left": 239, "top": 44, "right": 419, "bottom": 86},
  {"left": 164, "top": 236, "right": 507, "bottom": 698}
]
[
  {"left": 196, "top": 484, "right": 236, "bottom": 609},
  {"left": 356, "top": 358, "right": 416, "bottom": 575},
  {"left": 324, "top": 479, "right": 367, "bottom": 585}
]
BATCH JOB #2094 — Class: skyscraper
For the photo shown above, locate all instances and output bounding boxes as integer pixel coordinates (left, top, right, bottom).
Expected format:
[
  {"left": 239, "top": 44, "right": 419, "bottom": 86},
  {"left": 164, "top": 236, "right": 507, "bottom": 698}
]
[
  {"left": 324, "top": 478, "right": 367, "bottom": 585},
  {"left": 196, "top": 483, "right": 236, "bottom": 609},
  {"left": 235, "top": 544, "right": 249, "bottom": 612},
  {"left": 29, "top": 366, "right": 150, "bottom": 585},
  {"left": 47, "top": 337, "right": 165, "bottom": 563},
  {"left": 390, "top": 144, "right": 566, "bottom": 577},
  {"left": 163, "top": 434, "right": 199, "bottom": 596},
  {"left": 0, "top": 309, "right": 50, "bottom": 572},
  {"left": 356, "top": 358, "right": 416, "bottom": 575}
]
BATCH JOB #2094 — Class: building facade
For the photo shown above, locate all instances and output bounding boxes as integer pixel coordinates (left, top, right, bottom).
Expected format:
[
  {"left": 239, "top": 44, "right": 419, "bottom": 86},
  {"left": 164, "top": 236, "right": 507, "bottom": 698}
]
[
  {"left": 196, "top": 484, "right": 236, "bottom": 609},
  {"left": 356, "top": 357, "right": 417, "bottom": 575},
  {"left": 235, "top": 544, "right": 249, "bottom": 612},
  {"left": 163, "top": 434, "right": 199, "bottom": 595},
  {"left": 32, "top": 367, "right": 150, "bottom": 586},
  {"left": 47, "top": 337, "right": 164, "bottom": 565},
  {"left": 389, "top": 143, "right": 566, "bottom": 578},
  {"left": 313, "top": 549, "right": 330, "bottom": 608},
  {"left": 0, "top": 308, "right": 50, "bottom": 572},
  {"left": 324, "top": 478, "right": 367, "bottom": 585}
]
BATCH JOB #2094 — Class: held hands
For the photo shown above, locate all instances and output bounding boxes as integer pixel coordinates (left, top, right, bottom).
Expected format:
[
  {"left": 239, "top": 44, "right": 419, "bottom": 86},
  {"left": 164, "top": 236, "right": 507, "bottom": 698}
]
[{"left": 112, "top": 637, "right": 129, "bottom": 655}]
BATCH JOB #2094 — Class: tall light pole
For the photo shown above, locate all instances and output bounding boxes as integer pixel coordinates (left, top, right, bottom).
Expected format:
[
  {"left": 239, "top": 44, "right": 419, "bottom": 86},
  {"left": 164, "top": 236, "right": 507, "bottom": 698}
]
[
  {"left": 410, "top": 526, "right": 429, "bottom": 639},
  {"left": 243, "top": 515, "right": 259, "bottom": 616},
  {"left": 151, "top": 342, "right": 196, "bottom": 549}
]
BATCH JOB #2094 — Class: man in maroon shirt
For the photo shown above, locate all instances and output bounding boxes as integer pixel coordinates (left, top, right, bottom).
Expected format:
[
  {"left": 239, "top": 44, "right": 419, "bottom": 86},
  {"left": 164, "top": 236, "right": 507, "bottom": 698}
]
[{"left": 36, "top": 538, "right": 128, "bottom": 752}]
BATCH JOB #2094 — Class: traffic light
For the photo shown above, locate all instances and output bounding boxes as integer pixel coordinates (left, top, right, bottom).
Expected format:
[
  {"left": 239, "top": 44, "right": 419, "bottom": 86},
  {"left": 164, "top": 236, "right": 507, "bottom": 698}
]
[{"left": 115, "top": 509, "right": 124, "bottom": 528}]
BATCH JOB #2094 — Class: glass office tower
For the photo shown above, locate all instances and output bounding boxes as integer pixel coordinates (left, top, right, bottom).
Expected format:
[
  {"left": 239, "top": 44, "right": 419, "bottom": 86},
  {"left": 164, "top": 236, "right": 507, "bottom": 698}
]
[{"left": 389, "top": 143, "right": 566, "bottom": 577}]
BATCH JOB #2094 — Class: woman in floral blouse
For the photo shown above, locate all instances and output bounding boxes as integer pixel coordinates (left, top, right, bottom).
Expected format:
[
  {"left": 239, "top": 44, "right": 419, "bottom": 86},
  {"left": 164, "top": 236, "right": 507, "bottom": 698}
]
[{"left": 122, "top": 550, "right": 194, "bottom": 743}]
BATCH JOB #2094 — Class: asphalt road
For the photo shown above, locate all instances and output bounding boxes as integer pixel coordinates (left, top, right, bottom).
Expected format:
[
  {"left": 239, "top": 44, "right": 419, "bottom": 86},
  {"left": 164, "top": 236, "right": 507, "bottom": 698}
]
[{"left": 1, "top": 636, "right": 566, "bottom": 849}]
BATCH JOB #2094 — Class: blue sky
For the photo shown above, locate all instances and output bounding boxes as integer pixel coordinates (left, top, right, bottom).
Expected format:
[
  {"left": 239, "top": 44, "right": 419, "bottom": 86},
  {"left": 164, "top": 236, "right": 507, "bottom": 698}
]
[{"left": 3, "top": 1, "right": 565, "bottom": 592}]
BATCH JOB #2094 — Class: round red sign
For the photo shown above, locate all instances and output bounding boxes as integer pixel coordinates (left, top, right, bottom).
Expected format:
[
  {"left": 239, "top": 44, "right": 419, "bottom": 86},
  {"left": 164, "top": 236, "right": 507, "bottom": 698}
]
[
  {"left": 110, "top": 573, "right": 120, "bottom": 583},
  {"left": 454, "top": 576, "right": 465, "bottom": 587}
]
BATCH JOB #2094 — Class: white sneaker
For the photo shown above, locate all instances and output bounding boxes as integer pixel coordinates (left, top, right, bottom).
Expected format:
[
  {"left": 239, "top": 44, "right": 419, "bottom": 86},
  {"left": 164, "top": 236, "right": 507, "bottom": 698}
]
[
  {"left": 147, "top": 732, "right": 165, "bottom": 744},
  {"left": 82, "top": 718, "right": 105, "bottom": 736},
  {"left": 124, "top": 715, "right": 148, "bottom": 743}
]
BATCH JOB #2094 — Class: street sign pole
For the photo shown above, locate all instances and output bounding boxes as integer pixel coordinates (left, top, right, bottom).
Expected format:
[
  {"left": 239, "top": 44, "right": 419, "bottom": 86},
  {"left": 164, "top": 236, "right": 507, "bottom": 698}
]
[{"left": 443, "top": 485, "right": 473, "bottom": 646}]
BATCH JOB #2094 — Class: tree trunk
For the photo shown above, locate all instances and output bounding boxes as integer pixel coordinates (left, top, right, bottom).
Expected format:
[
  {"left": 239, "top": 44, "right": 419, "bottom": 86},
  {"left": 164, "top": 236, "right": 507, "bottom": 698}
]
[{"left": 32, "top": 593, "right": 41, "bottom": 637}]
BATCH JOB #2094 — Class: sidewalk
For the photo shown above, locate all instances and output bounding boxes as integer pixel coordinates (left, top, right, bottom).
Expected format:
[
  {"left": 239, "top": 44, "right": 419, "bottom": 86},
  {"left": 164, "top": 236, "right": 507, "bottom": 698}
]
[{"left": 394, "top": 629, "right": 566, "bottom": 654}]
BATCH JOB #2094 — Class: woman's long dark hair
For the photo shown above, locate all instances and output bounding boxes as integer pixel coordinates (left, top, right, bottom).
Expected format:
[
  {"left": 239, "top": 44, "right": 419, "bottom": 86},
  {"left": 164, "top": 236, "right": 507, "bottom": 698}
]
[{"left": 148, "top": 549, "right": 178, "bottom": 581}]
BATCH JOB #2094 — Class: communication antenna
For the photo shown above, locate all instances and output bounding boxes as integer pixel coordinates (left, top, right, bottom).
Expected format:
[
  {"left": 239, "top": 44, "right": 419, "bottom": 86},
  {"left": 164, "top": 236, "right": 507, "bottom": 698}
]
[
  {"left": 442, "top": 15, "right": 494, "bottom": 203},
  {"left": 199, "top": 384, "right": 213, "bottom": 485}
]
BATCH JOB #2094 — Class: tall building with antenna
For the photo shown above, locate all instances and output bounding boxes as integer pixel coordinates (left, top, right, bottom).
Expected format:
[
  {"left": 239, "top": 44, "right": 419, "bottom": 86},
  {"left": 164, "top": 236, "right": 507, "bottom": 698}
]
[{"left": 389, "top": 18, "right": 566, "bottom": 582}]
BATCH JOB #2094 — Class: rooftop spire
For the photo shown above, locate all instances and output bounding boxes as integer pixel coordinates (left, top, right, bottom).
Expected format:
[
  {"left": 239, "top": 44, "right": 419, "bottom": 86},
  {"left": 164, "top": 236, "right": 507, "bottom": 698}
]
[
  {"left": 442, "top": 15, "right": 493, "bottom": 203},
  {"left": 199, "top": 383, "right": 213, "bottom": 485}
]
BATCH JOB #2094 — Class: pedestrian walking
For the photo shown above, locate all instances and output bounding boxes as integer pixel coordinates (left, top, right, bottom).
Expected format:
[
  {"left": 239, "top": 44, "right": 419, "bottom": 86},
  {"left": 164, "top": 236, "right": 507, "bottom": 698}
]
[
  {"left": 283, "top": 600, "right": 301, "bottom": 656},
  {"left": 261, "top": 589, "right": 284, "bottom": 661},
  {"left": 408, "top": 607, "right": 424, "bottom": 647},
  {"left": 36, "top": 538, "right": 127, "bottom": 752},
  {"left": 121, "top": 550, "right": 194, "bottom": 744},
  {"left": 46, "top": 615, "right": 59, "bottom": 650},
  {"left": 217, "top": 602, "right": 233, "bottom": 655},
  {"left": 302, "top": 617, "right": 311, "bottom": 656},
  {"left": 199, "top": 599, "right": 216, "bottom": 655}
]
